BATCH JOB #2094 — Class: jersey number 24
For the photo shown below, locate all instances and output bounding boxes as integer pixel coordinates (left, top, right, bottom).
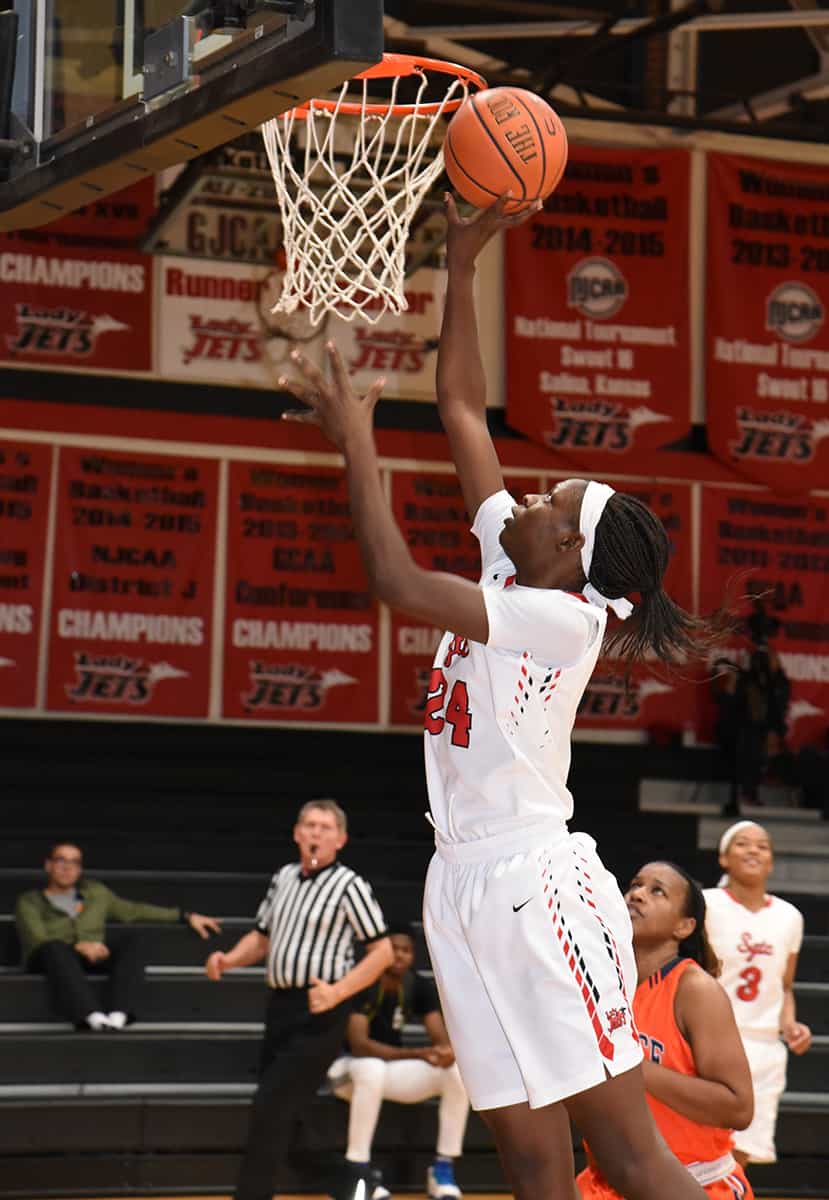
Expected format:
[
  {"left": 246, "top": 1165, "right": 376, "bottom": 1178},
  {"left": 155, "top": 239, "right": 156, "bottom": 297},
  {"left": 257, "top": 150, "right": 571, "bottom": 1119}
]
[{"left": 425, "top": 669, "right": 472, "bottom": 748}]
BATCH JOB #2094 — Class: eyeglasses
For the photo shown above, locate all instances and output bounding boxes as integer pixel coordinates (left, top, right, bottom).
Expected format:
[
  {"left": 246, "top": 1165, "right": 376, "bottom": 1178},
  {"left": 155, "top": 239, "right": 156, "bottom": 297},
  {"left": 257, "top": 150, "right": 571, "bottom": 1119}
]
[{"left": 51, "top": 856, "right": 82, "bottom": 866}]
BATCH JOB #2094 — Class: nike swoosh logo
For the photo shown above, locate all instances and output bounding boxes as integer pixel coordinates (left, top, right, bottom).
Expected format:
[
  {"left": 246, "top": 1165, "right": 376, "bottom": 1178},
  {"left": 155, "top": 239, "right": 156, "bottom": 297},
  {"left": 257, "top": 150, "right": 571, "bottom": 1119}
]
[{"left": 512, "top": 898, "right": 532, "bottom": 912}]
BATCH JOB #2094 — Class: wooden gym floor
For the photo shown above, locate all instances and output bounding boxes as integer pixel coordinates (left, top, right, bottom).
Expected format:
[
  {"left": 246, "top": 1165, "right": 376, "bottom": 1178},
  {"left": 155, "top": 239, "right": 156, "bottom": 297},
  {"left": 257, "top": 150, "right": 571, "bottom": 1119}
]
[{"left": 78, "top": 1194, "right": 815, "bottom": 1199}]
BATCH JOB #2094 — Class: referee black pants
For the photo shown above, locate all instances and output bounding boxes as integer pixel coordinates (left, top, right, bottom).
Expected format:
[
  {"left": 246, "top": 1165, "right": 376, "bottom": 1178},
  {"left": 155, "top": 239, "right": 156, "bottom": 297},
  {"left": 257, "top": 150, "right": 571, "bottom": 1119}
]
[{"left": 235, "top": 986, "right": 350, "bottom": 1200}]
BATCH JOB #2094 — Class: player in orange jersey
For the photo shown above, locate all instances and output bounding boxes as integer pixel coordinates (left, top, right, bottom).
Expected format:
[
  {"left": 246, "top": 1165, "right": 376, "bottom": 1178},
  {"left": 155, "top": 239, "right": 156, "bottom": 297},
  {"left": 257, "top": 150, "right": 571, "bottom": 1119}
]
[{"left": 577, "top": 862, "right": 754, "bottom": 1200}]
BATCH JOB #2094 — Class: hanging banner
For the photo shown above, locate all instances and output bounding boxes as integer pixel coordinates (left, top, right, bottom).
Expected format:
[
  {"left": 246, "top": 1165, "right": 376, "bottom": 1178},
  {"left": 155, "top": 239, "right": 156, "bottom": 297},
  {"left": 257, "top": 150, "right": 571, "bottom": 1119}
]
[
  {"left": 39, "top": 178, "right": 157, "bottom": 244},
  {"left": 155, "top": 256, "right": 279, "bottom": 388},
  {"left": 389, "top": 472, "right": 541, "bottom": 726},
  {"left": 46, "top": 449, "right": 218, "bottom": 717},
  {"left": 223, "top": 462, "right": 380, "bottom": 723},
  {"left": 504, "top": 146, "right": 691, "bottom": 469},
  {"left": 0, "top": 442, "right": 53, "bottom": 709},
  {"left": 0, "top": 238, "right": 152, "bottom": 372},
  {"left": 706, "top": 153, "right": 829, "bottom": 491},
  {"left": 699, "top": 487, "right": 829, "bottom": 749},
  {"left": 575, "top": 481, "right": 698, "bottom": 736},
  {"left": 155, "top": 256, "right": 443, "bottom": 401},
  {"left": 332, "top": 268, "right": 444, "bottom": 404}
]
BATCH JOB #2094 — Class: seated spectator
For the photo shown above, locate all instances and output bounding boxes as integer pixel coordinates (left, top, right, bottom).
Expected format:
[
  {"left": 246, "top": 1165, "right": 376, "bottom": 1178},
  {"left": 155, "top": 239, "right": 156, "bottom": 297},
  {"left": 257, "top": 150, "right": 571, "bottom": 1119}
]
[
  {"left": 328, "top": 925, "right": 469, "bottom": 1200},
  {"left": 15, "top": 841, "right": 221, "bottom": 1031}
]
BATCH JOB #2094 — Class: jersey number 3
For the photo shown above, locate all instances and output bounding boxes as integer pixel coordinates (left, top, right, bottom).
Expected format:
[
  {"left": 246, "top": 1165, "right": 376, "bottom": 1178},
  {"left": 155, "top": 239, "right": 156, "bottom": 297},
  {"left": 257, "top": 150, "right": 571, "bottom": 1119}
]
[
  {"left": 425, "top": 669, "right": 472, "bottom": 748},
  {"left": 736, "top": 965, "right": 762, "bottom": 1002}
]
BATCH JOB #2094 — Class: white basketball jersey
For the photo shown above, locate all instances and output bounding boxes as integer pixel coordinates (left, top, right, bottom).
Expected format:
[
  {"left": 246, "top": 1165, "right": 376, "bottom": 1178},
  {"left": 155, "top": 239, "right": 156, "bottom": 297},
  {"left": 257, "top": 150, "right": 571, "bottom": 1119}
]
[
  {"left": 703, "top": 886, "right": 804, "bottom": 1040},
  {"left": 423, "top": 489, "right": 606, "bottom": 843}
]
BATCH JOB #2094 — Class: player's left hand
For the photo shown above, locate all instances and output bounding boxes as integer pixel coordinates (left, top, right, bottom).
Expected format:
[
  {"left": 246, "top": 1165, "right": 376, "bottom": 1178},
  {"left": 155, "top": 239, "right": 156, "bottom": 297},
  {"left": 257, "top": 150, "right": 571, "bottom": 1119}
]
[
  {"left": 782, "top": 1021, "right": 812, "bottom": 1054},
  {"left": 308, "top": 976, "right": 343, "bottom": 1014},
  {"left": 280, "top": 343, "right": 386, "bottom": 451}
]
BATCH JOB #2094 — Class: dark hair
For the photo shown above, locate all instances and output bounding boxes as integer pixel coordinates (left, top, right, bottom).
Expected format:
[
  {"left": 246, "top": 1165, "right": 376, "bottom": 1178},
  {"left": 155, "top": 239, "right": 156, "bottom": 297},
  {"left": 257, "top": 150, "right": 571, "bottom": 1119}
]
[
  {"left": 662, "top": 861, "right": 720, "bottom": 978},
  {"left": 387, "top": 921, "right": 416, "bottom": 942},
  {"left": 47, "top": 841, "right": 82, "bottom": 861},
  {"left": 590, "top": 492, "right": 728, "bottom": 666}
]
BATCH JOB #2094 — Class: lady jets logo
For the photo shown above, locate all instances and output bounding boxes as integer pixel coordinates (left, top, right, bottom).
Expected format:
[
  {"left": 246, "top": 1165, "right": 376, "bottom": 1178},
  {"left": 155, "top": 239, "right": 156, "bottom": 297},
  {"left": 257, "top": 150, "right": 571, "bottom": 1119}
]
[
  {"left": 766, "top": 282, "right": 824, "bottom": 343},
  {"left": 566, "top": 258, "right": 628, "bottom": 319}
]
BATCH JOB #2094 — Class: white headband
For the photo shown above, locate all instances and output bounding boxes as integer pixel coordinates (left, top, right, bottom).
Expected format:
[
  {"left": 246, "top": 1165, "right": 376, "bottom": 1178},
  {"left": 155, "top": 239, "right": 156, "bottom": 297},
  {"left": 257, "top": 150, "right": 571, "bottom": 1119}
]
[
  {"left": 718, "top": 820, "right": 764, "bottom": 857},
  {"left": 716, "top": 820, "right": 763, "bottom": 887},
  {"left": 579, "top": 481, "right": 633, "bottom": 620}
]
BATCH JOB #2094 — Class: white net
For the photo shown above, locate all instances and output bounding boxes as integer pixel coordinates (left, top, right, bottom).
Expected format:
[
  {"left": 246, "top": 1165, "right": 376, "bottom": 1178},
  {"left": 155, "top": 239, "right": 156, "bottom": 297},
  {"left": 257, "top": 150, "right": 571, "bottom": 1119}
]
[{"left": 260, "top": 62, "right": 476, "bottom": 326}]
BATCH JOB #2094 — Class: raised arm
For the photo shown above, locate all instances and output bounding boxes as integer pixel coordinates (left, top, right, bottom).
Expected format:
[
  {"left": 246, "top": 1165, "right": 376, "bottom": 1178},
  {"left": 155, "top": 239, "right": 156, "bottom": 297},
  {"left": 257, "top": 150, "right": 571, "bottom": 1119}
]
[
  {"left": 438, "top": 195, "right": 541, "bottom": 519},
  {"left": 280, "top": 346, "right": 490, "bottom": 643},
  {"left": 642, "top": 966, "right": 753, "bottom": 1130}
]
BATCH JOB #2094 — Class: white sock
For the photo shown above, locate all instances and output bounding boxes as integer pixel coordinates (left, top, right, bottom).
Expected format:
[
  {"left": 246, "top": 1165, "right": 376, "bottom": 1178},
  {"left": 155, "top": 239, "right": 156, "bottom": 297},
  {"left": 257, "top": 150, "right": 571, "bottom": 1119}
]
[
  {"left": 85, "top": 1011, "right": 112, "bottom": 1031},
  {"left": 107, "top": 1011, "right": 128, "bottom": 1029}
]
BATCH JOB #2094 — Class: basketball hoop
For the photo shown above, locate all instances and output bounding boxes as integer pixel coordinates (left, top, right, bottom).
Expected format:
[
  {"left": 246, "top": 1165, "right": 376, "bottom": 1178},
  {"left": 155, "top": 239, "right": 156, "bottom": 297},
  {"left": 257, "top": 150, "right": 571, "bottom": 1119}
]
[{"left": 260, "top": 54, "right": 486, "bottom": 326}]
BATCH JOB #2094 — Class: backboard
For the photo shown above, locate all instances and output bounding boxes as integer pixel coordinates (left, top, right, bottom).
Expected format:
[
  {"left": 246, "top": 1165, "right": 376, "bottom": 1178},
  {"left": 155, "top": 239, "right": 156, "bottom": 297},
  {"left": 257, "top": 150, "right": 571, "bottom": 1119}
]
[{"left": 0, "top": 0, "right": 382, "bottom": 231}]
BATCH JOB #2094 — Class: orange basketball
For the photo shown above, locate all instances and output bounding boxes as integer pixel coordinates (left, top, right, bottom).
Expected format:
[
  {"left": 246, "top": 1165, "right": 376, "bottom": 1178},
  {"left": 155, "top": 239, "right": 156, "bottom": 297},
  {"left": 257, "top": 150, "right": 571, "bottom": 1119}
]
[{"left": 444, "top": 87, "right": 568, "bottom": 214}]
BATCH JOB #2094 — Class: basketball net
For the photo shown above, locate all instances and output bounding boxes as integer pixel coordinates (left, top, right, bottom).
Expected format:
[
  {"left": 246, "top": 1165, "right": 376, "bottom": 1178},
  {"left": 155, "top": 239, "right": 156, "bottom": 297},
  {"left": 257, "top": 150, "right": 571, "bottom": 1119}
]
[{"left": 260, "top": 55, "right": 485, "bottom": 326}]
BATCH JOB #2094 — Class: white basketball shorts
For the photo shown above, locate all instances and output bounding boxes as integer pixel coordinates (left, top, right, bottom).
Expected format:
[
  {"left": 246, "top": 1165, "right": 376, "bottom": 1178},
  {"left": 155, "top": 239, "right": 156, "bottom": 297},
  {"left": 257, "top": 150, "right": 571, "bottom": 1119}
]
[
  {"left": 732, "top": 1035, "right": 787, "bottom": 1163},
  {"left": 423, "top": 822, "right": 642, "bottom": 1112}
]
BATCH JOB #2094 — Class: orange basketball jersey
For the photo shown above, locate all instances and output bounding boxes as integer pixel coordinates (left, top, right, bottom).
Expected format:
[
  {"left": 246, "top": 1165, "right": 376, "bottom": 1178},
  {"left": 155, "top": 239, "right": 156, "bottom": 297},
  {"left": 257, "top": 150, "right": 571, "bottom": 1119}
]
[
  {"left": 578, "top": 957, "right": 754, "bottom": 1200},
  {"left": 635, "top": 956, "right": 733, "bottom": 1164}
]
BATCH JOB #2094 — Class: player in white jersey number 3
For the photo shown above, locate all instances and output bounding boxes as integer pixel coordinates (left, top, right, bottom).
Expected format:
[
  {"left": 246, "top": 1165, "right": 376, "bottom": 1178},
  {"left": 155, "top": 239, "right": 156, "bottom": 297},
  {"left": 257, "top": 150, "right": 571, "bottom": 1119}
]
[
  {"left": 704, "top": 820, "right": 811, "bottom": 1169},
  {"left": 280, "top": 194, "right": 723, "bottom": 1200}
]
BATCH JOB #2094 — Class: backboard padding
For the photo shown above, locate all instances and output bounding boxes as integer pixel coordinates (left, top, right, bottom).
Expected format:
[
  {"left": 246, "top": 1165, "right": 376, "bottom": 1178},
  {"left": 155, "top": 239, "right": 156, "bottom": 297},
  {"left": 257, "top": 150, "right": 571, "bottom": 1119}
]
[{"left": 0, "top": 1, "right": 383, "bottom": 232}]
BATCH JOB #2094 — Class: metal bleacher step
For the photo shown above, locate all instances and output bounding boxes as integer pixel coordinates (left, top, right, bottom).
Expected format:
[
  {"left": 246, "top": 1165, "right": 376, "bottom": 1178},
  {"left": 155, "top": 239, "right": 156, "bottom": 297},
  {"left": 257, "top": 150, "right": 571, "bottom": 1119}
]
[
  {"left": 799, "top": 937, "right": 829, "bottom": 980},
  {"left": 639, "top": 780, "right": 819, "bottom": 816},
  {"left": 0, "top": 1022, "right": 825, "bottom": 1088},
  {"left": 0, "top": 868, "right": 426, "bottom": 919},
  {"left": 2, "top": 970, "right": 825, "bottom": 1030},
  {"left": 699, "top": 813, "right": 829, "bottom": 849}
]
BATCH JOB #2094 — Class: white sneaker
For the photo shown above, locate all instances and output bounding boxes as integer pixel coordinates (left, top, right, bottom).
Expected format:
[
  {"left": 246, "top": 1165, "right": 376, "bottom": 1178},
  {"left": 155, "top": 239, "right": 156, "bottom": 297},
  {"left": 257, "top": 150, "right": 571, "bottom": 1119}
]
[
  {"left": 427, "top": 1162, "right": 461, "bottom": 1200},
  {"left": 370, "top": 1167, "right": 391, "bottom": 1200},
  {"left": 84, "top": 1011, "right": 113, "bottom": 1031},
  {"left": 107, "top": 1011, "right": 128, "bottom": 1029}
]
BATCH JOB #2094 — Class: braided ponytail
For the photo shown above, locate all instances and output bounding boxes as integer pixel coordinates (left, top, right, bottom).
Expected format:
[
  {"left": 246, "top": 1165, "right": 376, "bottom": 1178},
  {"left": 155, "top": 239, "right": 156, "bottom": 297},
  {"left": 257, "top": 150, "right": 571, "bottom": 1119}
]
[{"left": 590, "top": 492, "right": 728, "bottom": 665}]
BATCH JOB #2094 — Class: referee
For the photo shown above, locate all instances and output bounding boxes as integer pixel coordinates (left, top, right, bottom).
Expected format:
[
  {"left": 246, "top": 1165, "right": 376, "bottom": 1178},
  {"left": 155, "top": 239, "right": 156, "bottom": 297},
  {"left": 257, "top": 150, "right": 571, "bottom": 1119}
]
[{"left": 206, "top": 799, "right": 392, "bottom": 1200}]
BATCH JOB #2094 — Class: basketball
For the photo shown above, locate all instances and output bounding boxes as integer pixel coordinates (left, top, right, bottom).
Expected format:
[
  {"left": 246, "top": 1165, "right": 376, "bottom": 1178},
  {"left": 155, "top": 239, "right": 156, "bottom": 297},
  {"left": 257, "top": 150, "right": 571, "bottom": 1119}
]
[{"left": 444, "top": 87, "right": 568, "bottom": 214}]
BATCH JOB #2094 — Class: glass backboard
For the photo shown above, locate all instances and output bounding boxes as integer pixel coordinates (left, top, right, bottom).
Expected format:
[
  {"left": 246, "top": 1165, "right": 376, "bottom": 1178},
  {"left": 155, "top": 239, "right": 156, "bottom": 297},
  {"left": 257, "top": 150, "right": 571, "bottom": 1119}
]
[{"left": 0, "top": 0, "right": 382, "bottom": 230}]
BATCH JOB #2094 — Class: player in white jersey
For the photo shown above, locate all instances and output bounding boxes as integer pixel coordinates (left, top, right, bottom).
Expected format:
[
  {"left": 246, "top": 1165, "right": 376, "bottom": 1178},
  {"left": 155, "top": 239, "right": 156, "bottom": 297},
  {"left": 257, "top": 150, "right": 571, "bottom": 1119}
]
[
  {"left": 704, "top": 820, "right": 811, "bottom": 1168},
  {"left": 279, "top": 194, "right": 723, "bottom": 1200}
]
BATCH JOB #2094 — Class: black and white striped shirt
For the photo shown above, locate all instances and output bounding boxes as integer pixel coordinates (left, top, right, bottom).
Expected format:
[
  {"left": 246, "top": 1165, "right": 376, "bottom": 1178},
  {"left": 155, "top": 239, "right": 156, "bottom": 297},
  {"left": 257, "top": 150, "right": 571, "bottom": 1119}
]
[{"left": 254, "top": 861, "right": 387, "bottom": 989}]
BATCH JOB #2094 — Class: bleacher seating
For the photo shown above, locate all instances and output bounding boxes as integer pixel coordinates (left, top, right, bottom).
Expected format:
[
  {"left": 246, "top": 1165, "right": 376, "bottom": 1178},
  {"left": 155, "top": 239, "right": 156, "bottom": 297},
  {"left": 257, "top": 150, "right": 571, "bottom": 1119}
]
[{"left": 1, "top": 715, "right": 828, "bottom": 1197}]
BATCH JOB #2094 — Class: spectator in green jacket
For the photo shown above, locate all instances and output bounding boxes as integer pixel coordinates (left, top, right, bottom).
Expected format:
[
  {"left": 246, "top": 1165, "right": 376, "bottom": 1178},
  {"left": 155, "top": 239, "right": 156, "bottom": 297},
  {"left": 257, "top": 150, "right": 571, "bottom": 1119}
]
[{"left": 16, "top": 841, "right": 221, "bottom": 1031}]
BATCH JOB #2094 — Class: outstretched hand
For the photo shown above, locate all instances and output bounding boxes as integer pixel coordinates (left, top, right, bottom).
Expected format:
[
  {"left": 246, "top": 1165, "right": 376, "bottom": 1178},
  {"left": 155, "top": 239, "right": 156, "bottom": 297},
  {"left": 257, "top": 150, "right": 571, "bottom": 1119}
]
[
  {"left": 279, "top": 342, "right": 385, "bottom": 452},
  {"left": 445, "top": 191, "right": 543, "bottom": 270}
]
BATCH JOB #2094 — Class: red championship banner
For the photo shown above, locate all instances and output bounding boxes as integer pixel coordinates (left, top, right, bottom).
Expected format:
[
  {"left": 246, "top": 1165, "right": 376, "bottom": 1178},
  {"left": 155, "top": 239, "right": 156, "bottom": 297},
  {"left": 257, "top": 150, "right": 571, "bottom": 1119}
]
[
  {"left": 707, "top": 153, "right": 829, "bottom": 491},
  {"left": 699, "top": 487, "right": 829, "bottom": 749},
  {"left": 0, "top": 238, "right": 152, "bottom": 371},
  {"left": 223, "top": 462, "right": 379, "bottom": 724},
  {"left": 0, "top": 442, "right": 53, "bottom": 708},
  {"left": 389, "top": 472, "right": 541, "bottom": 726},
  {"left": 575, "top": 482, "right": 697, "bottom": 735},
  {"left": 39, "top": 178, "right": 157, "bottom": 243},
  {"left": 46, "top": 449, "right": 217, "bottom": 717},
  {"left": 505, "top": 146, "right": 691, "bottom": 470}
]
